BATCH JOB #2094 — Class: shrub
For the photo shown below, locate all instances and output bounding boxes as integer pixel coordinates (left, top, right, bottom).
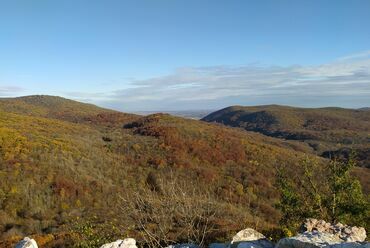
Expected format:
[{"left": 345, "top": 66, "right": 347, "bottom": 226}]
[
  {"left": 121, "top": 173, "right": 228, "bottom": 248},
  {"left": 276, "top": 155, "right": 369, "bottom": 232}
]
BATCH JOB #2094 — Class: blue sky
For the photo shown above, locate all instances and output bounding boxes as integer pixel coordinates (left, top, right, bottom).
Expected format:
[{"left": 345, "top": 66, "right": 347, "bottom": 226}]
[{"left": 1, "top": 0, "right": 370, "bottom": 111}]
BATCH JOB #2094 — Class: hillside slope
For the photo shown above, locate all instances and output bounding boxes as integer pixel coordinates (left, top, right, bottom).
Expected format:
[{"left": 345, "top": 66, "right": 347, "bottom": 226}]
[
  {"left": 0, "top": 97, "right": 368, "bottom": 247},
  {"left": 202, "top": 105, "right": 370, "bottom": 167},
  {"left": 0, "top": 95, "right": 138, "bottom": 126}
]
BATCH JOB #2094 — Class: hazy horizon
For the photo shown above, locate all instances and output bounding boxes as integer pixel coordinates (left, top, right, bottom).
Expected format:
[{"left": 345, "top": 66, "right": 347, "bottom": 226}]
[
  {"left": 1, "top": 0, "right": 370, "bottom": 111},
  {"left": 2, "top": 94, "right": 369, "bottom": 114}
]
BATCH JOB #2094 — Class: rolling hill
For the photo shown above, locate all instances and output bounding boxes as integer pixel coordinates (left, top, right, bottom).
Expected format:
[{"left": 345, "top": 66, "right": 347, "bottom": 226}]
[
  {"left": 0, "top": 95, "right": 138, "bottom": 126},
  {"left": 202, "top": 105, "right": 370, "bottom": 167},
  {"left": 0, "top": 97, "right": 369, "bottom": 247}
]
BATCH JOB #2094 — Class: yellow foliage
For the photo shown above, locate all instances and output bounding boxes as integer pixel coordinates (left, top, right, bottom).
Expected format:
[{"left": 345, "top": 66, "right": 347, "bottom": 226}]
[
  {"left": 60, "top": 188, "right": 66, "bottom": 198},
  {"left": 235, "top": 183, "right": 244, "bottom": 196},
  {"left": 9, "top": 186, "right": 18, "bottom": 194},
  {"left": 0, "top": 127, "right": 29, "bottom": 161},
  {"left": 13, "top": 169, "right": 20, "bottom": 177},
  {"left": 283, "top": 227, "right": 293, "bottom": 237},
  {"left": 61, "top": 202, "right": 70, "bottom": 210},
  {"left": 132, "top": 143, "right": 141, "bottom": 151},
  {"left": 34, "top": 234, "right": 55, "bottom": 245}
]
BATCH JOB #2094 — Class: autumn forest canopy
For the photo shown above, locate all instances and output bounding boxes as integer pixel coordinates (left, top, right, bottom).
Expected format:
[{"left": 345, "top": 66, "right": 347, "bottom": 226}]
[{"left": 0, "top": 95, "right": 368, "bottom": 247}]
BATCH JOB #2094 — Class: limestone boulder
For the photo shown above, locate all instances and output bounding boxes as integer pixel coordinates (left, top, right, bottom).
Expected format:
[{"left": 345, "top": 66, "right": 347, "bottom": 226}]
[
  {"left": 300, "top": 219, "right": 366, "bottom": 242},
  {"left": 15, "top": 237, "right": 38, "bottom": 248},
  {"left": 100, "top": 238, "right": 137, "bottom": 248},
  {"left": 276, "top": 231, "right": 369, "bottom": 248},
  {"left": 230, "top": 228, "right": 274, "bottom": 248}
]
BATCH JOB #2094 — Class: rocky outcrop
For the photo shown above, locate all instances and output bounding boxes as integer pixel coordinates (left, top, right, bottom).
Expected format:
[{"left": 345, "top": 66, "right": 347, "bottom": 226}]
[
  {"left": 15, "top": 237, "right": 38, "bottom": 248},
  {"left": 14, "top": 221, "right": 367, "bottom": 248},
  {"left": 209, "top": 228, "right": 274, "bottom": 248},
  {"left": 232, "top": 228, "right": 268, "bottom": 243},
  {"left": 276, "top": 231, "right": 369, "bottom": 248},
  {"left": 276, "top": 232, "right": 343, "bottom": 248},
  {"left": 277, "top": 219, "right": 368, "bottom": 248},
  {"left": 100, "top": 238, "right": 137, "bottom": 248},
  {"left": 230, "top": 228, "right": 274, "bottom": 248},
  {"left": 300, "top": 219, "right": 366, "bottom": 243}
]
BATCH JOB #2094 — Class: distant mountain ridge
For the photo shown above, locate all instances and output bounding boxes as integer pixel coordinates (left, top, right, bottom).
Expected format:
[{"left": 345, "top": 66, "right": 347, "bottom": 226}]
[
  {"left": 202, "top": 105, "right": 370, "bottom": 167},
  {"left": 133, "top": 109, "right": 214, "bottom": 119}
]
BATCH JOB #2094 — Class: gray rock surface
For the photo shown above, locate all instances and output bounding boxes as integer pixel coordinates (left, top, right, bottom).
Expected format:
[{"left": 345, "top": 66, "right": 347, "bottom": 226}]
[
  {"left": 277, "top": 231, "right": 343, "bottom": 248},
  {"left": 276, "top": 231, "right": 369, "bottom": 248},
  {"left": 209, "top": 243, "right": 229, "bottom": 248},
  {"left": 15, "top": 237, "right": 38, "bottom": 248},
  {"left": 100, "top": 238, "right": 137, "bottom": 248},
  {"left": 232, "top": 228, "right": 267, "bottom": 243},
  {"left": 230, "top": 240, "right": 275, "bottom": 248},
  {"left": 209, "top": 240, "right": 275, "bottom": 248},
  {"left": 230, "top": 228, "right": 274, "bottom": 248},
  {"left": 300, "top": 219, "right": 366, "bottom": 242}
]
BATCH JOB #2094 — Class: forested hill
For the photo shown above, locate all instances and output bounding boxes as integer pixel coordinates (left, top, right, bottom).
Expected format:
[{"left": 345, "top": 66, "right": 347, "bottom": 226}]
[
  {"left": 202, "top": 105, "right": 370, "bottom": 167},
  {"left": 0, "top": 95, "right": 138, "bottom": 125},
  {"left": 0, "top": 96, "right": 369, "bottom": 246}
]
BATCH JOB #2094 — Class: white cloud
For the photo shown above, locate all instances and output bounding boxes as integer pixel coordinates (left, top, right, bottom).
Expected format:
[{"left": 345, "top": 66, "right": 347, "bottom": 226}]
[
  {"left": 20, "top": 51, "right": 355, "bottom": 110},
  {"left": 336, "top": 50, "right": 370, "bottom": 61},
  {"left": 0, "top": 86, "right": 24, "bottom": 96},
  {"left": 2, "top": 51, "right": 369, "bottom": 111},
  {"left": 92, "top": 54, "right": 370, "bottom": 110}
]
